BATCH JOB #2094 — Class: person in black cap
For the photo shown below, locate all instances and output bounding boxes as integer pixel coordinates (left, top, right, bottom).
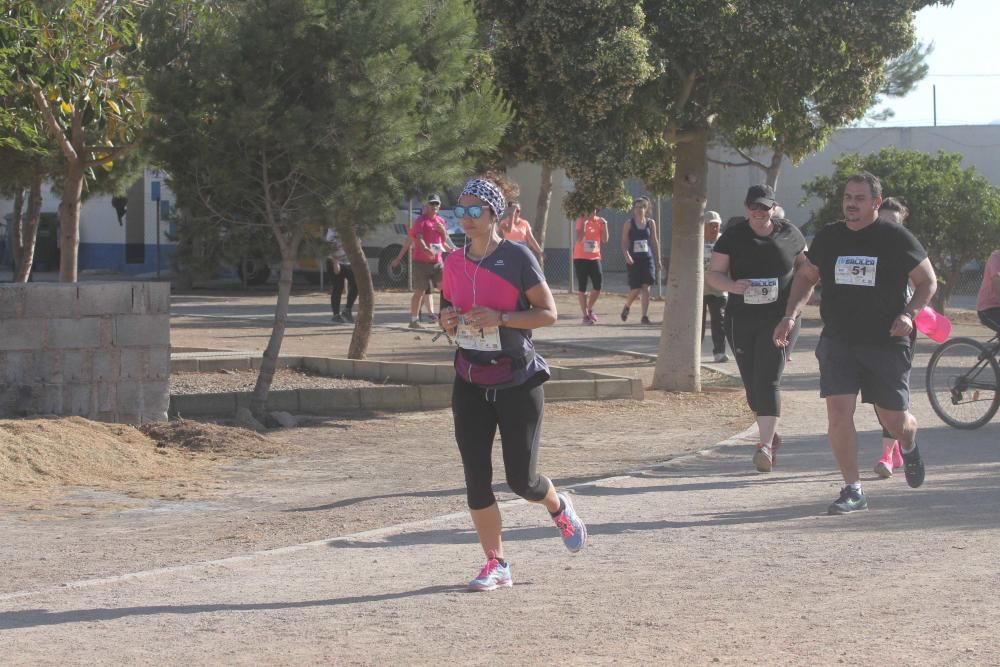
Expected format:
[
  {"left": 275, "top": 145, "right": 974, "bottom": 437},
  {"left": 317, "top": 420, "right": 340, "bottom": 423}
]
[{"left": 708, "top": 184, "right": 806, "bottom": 473}]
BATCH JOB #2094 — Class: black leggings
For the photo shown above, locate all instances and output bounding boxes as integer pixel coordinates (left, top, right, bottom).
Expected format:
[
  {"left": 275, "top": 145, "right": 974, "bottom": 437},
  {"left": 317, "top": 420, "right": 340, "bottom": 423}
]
[
  {"left": 331, "top": 265, "right": 357, "bottom": 314},
  {"left": 452, "top": 376, "right": 552, "bottom": 510},
  {"left": 725, "top": 313, "right": 786, "bottom": 417}
]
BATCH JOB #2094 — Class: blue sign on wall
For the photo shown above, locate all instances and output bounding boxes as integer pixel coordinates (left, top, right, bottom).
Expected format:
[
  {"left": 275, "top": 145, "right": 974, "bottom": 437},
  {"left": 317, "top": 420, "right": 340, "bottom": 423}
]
[{"left": 151, "top": 181, "right": 161, "bottom": 201}]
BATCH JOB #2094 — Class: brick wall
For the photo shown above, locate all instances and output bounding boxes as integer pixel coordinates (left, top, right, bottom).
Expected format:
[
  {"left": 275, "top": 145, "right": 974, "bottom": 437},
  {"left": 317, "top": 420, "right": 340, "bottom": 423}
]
[{"left": 0, "top": 282, "right": 169, "bottom": 423}]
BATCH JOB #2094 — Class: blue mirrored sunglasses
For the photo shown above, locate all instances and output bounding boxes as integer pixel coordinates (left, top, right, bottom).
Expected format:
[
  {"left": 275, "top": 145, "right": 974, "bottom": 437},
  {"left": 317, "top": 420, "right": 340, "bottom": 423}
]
[{"left": 454, "top": 205, "right": 485, "bottom": 219}]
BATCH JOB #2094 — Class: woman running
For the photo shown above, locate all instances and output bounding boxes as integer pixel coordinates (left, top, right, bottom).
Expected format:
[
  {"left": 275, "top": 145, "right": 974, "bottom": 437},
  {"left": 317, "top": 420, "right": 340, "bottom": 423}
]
[
  {"left": 438, "top": 173, "right": 587, "bottom": 592},
  {"left": 707, "top": 185, "right": 807, "bottom": 472},
  {"left": 620, "top": 197, "right": 661, "bottom": 324},
  {"left": 872, "top": 197, "right": 911, "bottom": 478}
]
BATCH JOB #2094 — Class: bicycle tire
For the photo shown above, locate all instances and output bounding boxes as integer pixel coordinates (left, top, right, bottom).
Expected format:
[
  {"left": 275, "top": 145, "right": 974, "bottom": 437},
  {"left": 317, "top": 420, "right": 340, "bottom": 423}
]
[{"left": 926, "top": 337, "right": 1000, "bottom": 430}]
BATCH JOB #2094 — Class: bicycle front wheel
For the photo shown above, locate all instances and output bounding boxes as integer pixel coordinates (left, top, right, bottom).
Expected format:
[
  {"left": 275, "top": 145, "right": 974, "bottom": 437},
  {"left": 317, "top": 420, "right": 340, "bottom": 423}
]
[{"left": 926, "top": 337, "right": 1000, "bottom": 429}]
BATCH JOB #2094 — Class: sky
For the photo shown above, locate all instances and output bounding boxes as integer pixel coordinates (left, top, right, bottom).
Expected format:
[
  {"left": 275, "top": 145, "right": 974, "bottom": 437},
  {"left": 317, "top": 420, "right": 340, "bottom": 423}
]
[{"left": 869, "top": 0, "right": 1000, "bottom": 127}]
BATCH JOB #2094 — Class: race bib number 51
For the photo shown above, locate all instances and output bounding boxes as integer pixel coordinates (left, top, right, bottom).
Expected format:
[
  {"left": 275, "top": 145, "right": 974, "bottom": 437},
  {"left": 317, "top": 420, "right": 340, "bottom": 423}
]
[{"left": 835, "top": 256, "right": 878, "bottom": 286}]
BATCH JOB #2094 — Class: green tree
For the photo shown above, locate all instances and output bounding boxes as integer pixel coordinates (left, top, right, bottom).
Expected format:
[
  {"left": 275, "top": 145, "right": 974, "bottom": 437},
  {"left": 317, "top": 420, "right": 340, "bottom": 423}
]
[
  {"left": 475, "top": 0, "right": 655, "bottom": 239},
  {"left": 143, "top": 0, "right": 507, "bottom": 417},
  {"left": 630, "top": 1, "right": 951, "bottom": 391},
  {"left": 715, "top": 41, "right": 935, "bottom": 188},
  {"left": 802, "top": 147, "right": 1000, "bottom": 311},
  {"left": 2, "top": 1, "right": 148, "bottom": 282}
]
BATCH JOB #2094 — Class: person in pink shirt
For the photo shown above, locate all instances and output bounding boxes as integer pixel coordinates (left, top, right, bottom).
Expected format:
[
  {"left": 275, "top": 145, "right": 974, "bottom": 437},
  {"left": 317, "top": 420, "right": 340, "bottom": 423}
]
[
  {"left": 438, "top": 173, "right": 587, "bottom": 591},
  {"left": 392, "top": 194, "right": 456, "bottom": 328},
  {"left": 573, "top": 210, "right": 609, "bottom": 324},
  {"left": 499, "top": 201, "right": 544, "bottom": 260},
  {"left": 977, "top": 249, "right": 1000, "bottom": 333}
]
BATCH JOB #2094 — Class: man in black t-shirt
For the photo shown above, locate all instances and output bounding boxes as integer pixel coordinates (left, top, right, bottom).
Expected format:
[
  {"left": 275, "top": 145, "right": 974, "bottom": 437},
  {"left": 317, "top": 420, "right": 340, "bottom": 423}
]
[{"left": 773, "top": 172, "right": 937, "bottom": 515}]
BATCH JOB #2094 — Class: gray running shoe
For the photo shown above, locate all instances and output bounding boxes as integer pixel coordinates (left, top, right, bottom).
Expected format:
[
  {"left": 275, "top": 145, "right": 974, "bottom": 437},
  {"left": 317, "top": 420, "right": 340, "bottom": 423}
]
[
  {"left": 552, "top": 493, "right": 587, "bottom": 553},
  {"left": 828, "top": 486, "right": 868, "bottom": 515}
]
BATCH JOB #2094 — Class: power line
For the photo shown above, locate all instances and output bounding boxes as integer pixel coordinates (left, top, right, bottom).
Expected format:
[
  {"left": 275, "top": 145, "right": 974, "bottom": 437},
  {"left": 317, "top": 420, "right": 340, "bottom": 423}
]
[{"left": 926, "top": 73, "right": 1000, "bottom": 78}]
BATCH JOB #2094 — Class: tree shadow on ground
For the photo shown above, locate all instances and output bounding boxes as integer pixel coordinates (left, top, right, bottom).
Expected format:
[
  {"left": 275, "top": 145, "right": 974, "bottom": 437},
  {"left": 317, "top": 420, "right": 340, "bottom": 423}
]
[{"left": 0, "top": 584, "right": 465, "bottom": 630}]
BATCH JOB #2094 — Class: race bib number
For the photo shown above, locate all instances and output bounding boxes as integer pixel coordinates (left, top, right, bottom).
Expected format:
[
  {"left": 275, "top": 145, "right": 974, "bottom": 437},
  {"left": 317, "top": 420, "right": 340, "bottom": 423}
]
[
  {"left": 584, "top": 239, "right": 599, "bottom": 253},
  {"left": 743, "top": 278, "right": 779, "bottom": 304},
  {"left": 429, "top": 242, "right": 445, "bottom": 254},
  {"left": 633, "top": 239, "right": 649, "bottom": 253},
  {"left": 835, "top": 256, "right": 877, "bottom": 286},
  {"left": 456, "top": 317, "right": 502, "bottom": 352}
]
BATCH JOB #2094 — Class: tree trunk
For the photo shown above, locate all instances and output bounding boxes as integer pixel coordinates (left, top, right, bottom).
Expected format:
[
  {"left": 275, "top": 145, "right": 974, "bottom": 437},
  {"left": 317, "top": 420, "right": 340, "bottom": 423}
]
[
  {"left": 653, "top": 129, "right": 708, "bottom": 392},
  {"left": 339, "top": 219, "right": 374, "bottom": 360},
  {"left": 934, "top": 267, "right": 961, "bottom": 313},
  {"left": 531, "top": 163, "right": 554, "bottom": 266},
  {"left": 15, "top": 172, "right": 43, "bottom": 283},
  {"left": 765, "top": 152, "right": 783, "bottom": 190},
  {"left": 58, "top": 161, "right": 85, "bottom": 282},
  {"left": 11, "top": 187, "right": 25, "bottom": 277},
  {"left": 249, "top": 249, "right": 298, "bottom": 418}
]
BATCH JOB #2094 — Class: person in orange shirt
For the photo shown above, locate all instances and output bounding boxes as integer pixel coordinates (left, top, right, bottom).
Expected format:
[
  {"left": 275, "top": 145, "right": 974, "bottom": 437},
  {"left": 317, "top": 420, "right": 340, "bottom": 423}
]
[
  {"left": 500, "top": 201, "right": 544, "bottom": 261},
  {"left": 573, "top": 210, "right": 609, "bottom": 324}
]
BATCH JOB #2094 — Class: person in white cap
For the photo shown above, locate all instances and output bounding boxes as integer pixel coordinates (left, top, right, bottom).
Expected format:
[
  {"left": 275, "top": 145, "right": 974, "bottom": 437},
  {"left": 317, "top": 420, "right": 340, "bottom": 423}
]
[{"left": 702, "top": 211, "right": 728, "bottom": 362}]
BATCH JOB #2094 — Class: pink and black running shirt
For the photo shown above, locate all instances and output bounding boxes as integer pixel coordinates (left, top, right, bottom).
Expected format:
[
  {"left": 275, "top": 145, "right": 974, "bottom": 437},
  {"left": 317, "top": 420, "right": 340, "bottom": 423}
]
[{"left": 442, "top": 241, "right": 551, "bottom": 387}]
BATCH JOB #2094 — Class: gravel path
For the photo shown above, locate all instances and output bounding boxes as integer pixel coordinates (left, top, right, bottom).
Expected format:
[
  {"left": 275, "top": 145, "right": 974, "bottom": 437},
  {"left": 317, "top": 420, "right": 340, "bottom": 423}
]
[{"left": 170, "top": 368, "right": 405, "bottom": 395}]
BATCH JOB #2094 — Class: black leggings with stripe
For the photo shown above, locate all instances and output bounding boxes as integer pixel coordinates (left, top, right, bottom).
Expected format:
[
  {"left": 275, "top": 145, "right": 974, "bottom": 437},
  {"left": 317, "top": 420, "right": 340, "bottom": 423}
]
[{"left": 452, "top": 375, "right": 551, "bottom": 510}]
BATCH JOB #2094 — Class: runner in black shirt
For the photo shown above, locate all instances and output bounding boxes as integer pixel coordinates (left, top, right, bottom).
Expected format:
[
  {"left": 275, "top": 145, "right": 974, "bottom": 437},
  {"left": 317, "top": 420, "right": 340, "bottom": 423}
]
[
  {"left": 709, "top": 185, "right": 807, "bottom": 472},
  {"left": 773, "top": 173, "right": 937, "bottom": 515}
]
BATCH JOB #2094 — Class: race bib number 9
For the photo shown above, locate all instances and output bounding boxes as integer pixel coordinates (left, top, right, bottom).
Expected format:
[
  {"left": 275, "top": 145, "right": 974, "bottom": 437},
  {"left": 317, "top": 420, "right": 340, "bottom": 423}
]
[
  {"left": 633, "top": 239, "right": 649, "bottom": 253},
  {"left": 584, "top": 239, "right": 599, "bottom": 253},
  {"left": 743, "top": 278, "right": 779, "bottom": 305},
  {"left": 457, "top": 317, "right": 502, "bottom": 352},
  {"left": 835, "top": 256, "right": 878, "bottom": 286}
]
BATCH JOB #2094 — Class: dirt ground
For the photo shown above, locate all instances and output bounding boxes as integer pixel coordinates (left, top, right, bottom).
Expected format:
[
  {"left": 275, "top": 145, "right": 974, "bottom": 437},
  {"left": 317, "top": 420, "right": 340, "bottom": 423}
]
[{"left": 0, "top": 289, "right": 752, "bottom": 596}]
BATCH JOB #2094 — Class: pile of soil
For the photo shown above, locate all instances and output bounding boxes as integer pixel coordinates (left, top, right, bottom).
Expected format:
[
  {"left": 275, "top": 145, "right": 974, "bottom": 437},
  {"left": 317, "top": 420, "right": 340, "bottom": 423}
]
[
  {"left": 139, "top": 418, "right": 280, "bottom": 457},
  {"left": 0, "top": 417, "right": 278, "bottom": 501}
]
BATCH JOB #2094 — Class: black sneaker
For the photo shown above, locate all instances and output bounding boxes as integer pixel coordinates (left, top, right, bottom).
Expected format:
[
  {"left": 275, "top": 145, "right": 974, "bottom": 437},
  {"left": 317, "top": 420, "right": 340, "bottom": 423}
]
[
  {"left": 342, "top": 311, "right": 354, "bottom": 323},
  {"left": 827, "top": 486, "right": 868, "bottom": 515},
  {"left": 620, "top": 306, "right": 629, "bottom": 322},
  {"left": 331, "top": 313, "right": 345, "bottom": 323},
  {"left": 641, "top": 315, "right": 651, "bottom": 325},
  {"left": 901, "top": 444, "right": 925, "bottom": 488}
]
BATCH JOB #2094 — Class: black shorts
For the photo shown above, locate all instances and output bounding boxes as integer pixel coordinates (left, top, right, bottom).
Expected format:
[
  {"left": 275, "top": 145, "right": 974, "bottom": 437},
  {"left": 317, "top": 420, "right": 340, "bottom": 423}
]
[
  {"left": 627, "top": 257, "right": 656, "bottom": 289},
  {"left": 815, "top": 336, "right": 913, "bottom": 411},
  {"left": 979, "top": 307, "right": 1000, "bottom": 332},
  {"left": 573, "top": 258, "right": 603, "bottom": 292}
]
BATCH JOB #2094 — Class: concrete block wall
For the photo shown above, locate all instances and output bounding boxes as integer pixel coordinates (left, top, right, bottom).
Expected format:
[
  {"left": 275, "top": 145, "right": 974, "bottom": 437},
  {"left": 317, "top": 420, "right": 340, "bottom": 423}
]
[{"left": 0, "top": 282, "right": 170, "bottom": 423}]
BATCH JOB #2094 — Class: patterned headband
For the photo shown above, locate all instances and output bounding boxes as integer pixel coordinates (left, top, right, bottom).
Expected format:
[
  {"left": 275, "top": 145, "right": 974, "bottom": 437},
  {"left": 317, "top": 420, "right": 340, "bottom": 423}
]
[{"left": 461, "top": 178, "right": 507, "bottom": 218}]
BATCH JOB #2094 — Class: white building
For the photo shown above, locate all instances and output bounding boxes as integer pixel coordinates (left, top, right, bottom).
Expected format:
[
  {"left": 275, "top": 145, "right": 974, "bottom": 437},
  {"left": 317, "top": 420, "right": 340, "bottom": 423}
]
[{"left": 1, "top": 169, "right": 176, "bottom": 276}]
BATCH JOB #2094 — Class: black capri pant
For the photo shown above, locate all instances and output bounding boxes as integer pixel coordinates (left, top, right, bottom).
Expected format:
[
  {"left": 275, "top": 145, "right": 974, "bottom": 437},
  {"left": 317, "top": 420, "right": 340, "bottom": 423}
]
[
  {"left": 725, "top": 313, "right": 786, "bottom": 417},
  {"left": 452, "top": 375, "right": 552, "bottom": 510},
  {"left": 573, "top": 258, "right": 603, "bottom": 292}
]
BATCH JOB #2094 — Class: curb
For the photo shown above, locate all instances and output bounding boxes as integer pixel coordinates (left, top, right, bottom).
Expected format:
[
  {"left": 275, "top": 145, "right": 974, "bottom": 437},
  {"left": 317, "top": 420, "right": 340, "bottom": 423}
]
[{"left": 169, "top": 355, "right": 643, "bottom": 417}]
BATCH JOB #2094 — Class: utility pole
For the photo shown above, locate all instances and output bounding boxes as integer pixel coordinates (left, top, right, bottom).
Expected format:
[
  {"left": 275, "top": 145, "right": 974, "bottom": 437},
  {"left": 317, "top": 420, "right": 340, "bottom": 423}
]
[{"left": 933, "top": 84, "right": 937, "bottom": 127}]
